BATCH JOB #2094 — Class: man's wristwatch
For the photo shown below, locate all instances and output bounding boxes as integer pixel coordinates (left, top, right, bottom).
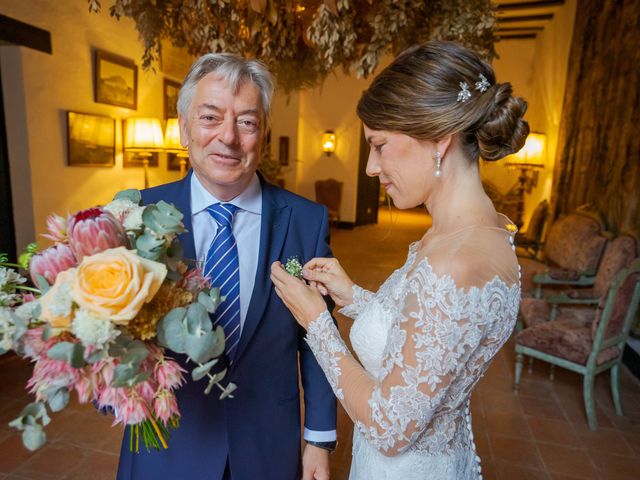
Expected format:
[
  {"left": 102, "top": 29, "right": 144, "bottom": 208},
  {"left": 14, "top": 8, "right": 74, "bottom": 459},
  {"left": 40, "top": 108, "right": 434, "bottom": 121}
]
[{"left": 305, "top": 440, "right": 337, "bottom": 452}]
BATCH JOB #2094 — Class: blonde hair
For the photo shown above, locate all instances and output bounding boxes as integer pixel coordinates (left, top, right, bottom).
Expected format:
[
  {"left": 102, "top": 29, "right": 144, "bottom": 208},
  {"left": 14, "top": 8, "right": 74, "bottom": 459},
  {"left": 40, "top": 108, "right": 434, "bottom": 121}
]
[{"left": 357, "top": 41, "right": 529, "bottom": 162}]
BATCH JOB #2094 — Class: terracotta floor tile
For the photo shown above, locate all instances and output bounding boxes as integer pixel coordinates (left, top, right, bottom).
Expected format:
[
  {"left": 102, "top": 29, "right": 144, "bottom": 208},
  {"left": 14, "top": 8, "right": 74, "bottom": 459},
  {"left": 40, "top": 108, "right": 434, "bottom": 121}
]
[
  {"left": 474, "top": 430, "right": 492, "bottom": 462},
  {"left": 573, "top": 425, "right": 634, "bottom": 457},
  {"left": 14, "top": 443, "right": 87, "bottom": 479},
  {"left": 537, "top": 444, "right": 599, "bottom": 479},
  {"left": 494, "top": 460, "right": 550, "bottom": 480},
  {"left": 0, "top": 435, "right": 37, "bottom": 474},
  {"left": 479, "top": 460, "right": 498, "bottom": 480},
  {"left": 484, "top": 409, "right": 533, "bottom": 438},
  {"left": 527, "top": 417, "right": 581, "bottom": 446},
  {"left": 480, "top": 390, "right": 525, "bottom": 414},
  {"left": 520, "top": 396, "right": 568, "bottom": 421},
  {"left": 488, "top": 433, "right": 544, "bottom": 469},
  {"left": 64, "top": 451, "right": 119, "bottom": 480},
  {"left": 550, "top": 474, "right": 595, "bottom": 480},
  {"left": 589, "top": 451, "right": 640, "bottom": 479}
]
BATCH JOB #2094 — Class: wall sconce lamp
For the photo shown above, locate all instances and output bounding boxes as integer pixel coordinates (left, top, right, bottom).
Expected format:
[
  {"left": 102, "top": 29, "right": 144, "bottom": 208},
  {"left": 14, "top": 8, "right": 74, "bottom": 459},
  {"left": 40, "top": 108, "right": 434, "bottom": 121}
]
[
  {"left": 505, "top": 131, "right": 546, "bottom": 228},
  {"left": 124, "top": 118, "right": 165, "bottom": 188},
  {"left": 322, "top": 130, "right": 336, "bottom": 156},
  {"left": 164, "top": 118, "right": 189, "bottom": 177}
]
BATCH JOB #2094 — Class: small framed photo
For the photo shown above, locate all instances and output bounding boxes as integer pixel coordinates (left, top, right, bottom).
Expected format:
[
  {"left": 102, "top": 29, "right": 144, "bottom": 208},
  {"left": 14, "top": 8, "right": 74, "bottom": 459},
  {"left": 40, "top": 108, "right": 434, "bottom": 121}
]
[
  {"left": 66, "top": 111, "right": 115, "bottom": 167},
  {"left": 167, "top": 153, "right": 190, "bottom": 171},
  {"left": 164, "top": 78, "right": 181, "bottom": 118},
  {"left": 94, "top": 50, "right": 138, "bottom": 110},
  {"left": 279, "top": 136, "right": 289, "bottom": 166}
]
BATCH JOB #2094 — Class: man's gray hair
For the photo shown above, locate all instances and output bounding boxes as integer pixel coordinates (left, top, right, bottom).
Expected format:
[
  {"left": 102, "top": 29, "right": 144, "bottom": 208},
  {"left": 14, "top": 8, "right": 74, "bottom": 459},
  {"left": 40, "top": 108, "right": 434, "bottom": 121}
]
[{"left": 177, "top": 53, "right": 274, "bottom": 131}]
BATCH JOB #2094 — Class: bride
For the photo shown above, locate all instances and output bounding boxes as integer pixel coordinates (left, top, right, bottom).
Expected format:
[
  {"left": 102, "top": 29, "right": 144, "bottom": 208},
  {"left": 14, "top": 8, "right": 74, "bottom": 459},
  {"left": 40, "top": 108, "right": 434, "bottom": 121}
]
[{"left": 271, "top": 41, "right": 528, "bottom": 479}]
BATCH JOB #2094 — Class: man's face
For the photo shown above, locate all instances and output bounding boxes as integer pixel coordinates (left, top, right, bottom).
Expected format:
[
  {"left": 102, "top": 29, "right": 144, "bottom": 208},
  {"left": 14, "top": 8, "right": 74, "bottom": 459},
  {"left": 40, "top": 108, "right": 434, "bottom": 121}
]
[{"left": 180, "top": 73, "right": 263, "bottom": 201}]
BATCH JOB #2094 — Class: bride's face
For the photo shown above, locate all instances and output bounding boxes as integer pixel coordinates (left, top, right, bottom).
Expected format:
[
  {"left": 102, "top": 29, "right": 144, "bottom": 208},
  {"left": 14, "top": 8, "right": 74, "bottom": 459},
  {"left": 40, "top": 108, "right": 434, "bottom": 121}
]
[{"left": 363, "top": 125, "right": 435, "bottom": 209}]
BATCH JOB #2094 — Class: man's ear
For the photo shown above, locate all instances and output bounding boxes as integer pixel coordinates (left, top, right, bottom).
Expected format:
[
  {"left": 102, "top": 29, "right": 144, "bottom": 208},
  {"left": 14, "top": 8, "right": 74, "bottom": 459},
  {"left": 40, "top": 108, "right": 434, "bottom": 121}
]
[{"left": 178, "top": 114, "right": 189, "bottom": 148}]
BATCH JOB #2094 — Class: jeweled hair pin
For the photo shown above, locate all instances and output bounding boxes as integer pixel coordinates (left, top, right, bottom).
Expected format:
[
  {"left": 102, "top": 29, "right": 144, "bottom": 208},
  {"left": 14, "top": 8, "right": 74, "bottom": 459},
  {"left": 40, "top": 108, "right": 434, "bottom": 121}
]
[{"left": 457, "top": 73, "right": 491, "bottom": 102}]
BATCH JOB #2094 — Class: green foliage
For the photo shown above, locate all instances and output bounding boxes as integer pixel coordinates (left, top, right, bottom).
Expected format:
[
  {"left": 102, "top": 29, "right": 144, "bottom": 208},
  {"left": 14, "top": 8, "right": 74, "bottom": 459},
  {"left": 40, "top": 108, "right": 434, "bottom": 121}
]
[
  {"left": 88, "top": 0, "right": 496, "bottom": 92},
  {"left": 8, "top": 402, "right": 50, "bottom": 451}
]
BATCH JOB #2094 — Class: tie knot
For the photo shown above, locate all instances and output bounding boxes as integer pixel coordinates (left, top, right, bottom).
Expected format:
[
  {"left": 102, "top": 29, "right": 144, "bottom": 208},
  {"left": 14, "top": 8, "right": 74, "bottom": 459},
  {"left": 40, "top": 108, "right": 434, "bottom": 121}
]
[{"left": 207, "top": 203, "right": 238, "bottom": 228}]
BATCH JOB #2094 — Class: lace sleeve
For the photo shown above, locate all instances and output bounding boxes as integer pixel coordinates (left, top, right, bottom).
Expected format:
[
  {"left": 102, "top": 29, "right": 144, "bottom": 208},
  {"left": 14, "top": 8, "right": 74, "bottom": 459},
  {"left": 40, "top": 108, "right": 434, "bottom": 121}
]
[
  {"left": 305, "top": 260, "right": 515, "bottom": 457},
  {"left": 338, "top": 285, "right": 374, "bottom": 319}
]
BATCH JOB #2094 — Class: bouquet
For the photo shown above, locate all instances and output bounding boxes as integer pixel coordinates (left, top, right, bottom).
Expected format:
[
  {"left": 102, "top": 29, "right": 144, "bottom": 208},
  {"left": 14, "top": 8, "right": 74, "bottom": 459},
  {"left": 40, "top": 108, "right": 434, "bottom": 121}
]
[{"left": 0, "top": 189, "right": 235, "bottom": 453}]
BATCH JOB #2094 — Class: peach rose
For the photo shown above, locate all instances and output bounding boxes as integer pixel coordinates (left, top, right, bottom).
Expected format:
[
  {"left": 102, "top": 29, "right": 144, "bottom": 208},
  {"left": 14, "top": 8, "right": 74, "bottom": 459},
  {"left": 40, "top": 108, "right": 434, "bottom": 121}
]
[
  {"left": 39, "top": 269, "right": 76, "bottom": 329},
  {"left": 72, "top": 247, "right": 167, "bottom": 325}
]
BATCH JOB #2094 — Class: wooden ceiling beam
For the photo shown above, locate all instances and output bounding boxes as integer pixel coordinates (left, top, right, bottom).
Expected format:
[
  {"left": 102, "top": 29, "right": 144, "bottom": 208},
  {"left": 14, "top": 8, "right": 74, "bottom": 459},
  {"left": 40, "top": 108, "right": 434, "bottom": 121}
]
[
  {"left": 498, "top": 14, "right": 554, "bottom": 22},
  {"left": 495, "top": 0, "right": 565, "bottom": 11}
]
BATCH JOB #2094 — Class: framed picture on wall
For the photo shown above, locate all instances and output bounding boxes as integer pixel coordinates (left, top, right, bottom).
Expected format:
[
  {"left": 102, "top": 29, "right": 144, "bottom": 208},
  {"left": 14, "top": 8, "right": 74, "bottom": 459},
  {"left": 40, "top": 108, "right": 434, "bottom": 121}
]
[
  {"left": 66, "top": 111, "right": 115, "bottom": 167},
  {"left": 94, "top": 50, "right": 138, "bottom": 110},
  {"left": 164, "top": 78, "right": 181, "bottom": 118},
  {"left": 279, "top": 136, "right": 289, "bottom": 166}
]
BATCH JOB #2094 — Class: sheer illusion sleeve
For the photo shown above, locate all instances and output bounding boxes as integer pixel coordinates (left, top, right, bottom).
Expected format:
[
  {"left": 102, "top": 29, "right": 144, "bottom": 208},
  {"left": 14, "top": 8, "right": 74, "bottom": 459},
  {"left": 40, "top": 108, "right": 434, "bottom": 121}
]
[
  {"left": 339, "top": 285, "right": 375, "bottom": 319},
  {"left": 305, "top": 246, "right": 519, "bottom": 457}
]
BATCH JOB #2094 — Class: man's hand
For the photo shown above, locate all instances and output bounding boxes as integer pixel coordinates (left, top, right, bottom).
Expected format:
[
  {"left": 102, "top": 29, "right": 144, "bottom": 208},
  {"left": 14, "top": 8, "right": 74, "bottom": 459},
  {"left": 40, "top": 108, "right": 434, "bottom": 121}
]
[{"left": 302, "top": 443, "right": 331, "bottom": 480}]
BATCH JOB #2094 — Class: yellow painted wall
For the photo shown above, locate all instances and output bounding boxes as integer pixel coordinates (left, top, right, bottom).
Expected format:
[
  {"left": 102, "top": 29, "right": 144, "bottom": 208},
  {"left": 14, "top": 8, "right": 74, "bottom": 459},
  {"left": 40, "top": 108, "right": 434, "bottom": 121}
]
[{"left": 0, "top": 0, "right": 186, "bottom": 250}]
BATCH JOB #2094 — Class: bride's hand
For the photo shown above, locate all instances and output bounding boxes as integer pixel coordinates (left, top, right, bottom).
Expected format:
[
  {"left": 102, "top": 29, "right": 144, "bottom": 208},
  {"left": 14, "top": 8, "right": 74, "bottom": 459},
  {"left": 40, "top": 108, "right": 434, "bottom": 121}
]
[
  {"left": 270, "top": 262, "right": 327, "bottom": 330},
  {"left": 302, "top": 258, "right": 354, "bottom": 307}
]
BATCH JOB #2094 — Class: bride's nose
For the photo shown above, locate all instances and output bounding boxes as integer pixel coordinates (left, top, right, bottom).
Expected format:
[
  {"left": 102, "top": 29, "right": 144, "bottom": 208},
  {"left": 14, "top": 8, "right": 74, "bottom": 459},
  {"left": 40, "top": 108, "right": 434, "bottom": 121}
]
[{"left": 366, "top": 152, "right": 380, "bottom": 177}]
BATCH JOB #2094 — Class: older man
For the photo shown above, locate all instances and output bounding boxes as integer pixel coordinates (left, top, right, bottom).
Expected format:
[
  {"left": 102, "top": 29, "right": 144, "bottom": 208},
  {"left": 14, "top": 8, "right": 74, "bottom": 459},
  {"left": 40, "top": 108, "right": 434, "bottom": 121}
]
[{"left": 117, "top": 54, "right": 337, "bottom": 480}]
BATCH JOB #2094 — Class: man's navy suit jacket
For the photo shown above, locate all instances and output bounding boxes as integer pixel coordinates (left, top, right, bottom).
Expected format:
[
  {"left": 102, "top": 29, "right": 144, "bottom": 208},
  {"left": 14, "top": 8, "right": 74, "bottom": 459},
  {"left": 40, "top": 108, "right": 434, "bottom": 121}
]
[{"left": 117, "top": 173, "right": 337, "bottom": 480}]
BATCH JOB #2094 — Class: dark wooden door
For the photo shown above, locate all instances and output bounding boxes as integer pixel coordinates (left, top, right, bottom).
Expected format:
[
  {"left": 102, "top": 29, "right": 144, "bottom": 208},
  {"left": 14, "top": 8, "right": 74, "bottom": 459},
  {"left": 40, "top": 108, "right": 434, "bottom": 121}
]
[
  {"left": 355, "top": 125, "right": 379, "bottom": 226},
  {"left": 0, "top": 65, "right": 17, "bottom": 261}
]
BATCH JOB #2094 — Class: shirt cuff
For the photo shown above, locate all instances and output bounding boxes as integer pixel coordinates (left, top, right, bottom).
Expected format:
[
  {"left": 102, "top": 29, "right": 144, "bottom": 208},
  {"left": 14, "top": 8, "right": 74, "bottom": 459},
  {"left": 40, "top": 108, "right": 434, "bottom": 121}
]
[{"left": 303, "top": 428, "right": 337, "bottom": 442}]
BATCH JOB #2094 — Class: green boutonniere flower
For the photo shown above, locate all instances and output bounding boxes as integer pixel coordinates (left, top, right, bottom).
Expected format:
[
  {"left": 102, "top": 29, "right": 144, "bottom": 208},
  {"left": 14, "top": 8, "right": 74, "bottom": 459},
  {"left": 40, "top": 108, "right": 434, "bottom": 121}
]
[{"left": 284, "top": 257, "right": 303, "bottom": 279}]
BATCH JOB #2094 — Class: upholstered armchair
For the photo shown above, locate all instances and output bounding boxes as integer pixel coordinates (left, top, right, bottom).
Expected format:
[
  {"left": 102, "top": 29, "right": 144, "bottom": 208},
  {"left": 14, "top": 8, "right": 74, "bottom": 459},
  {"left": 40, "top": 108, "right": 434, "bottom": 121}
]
[
  {"left": 315, "top": 178, "right": 343, "bottom": 226},
  {"left": 514, "top": 257, "right": 640, "bottom": 430},
  {"left": 520, "top": 235, "right": 638, "bottom": 329},
  {"left": 519, "top": 211, "right": 609, "bottom": 297},
  {"left": 515, "top": 199, "right": 549, "bottom": 260}
]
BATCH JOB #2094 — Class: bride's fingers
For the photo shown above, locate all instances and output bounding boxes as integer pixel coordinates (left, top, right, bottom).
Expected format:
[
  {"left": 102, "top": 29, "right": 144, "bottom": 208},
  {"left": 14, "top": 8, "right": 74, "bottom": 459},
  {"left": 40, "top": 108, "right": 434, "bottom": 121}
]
[{"left": 303, "top": 257, "right": 335, "bottom": 271}]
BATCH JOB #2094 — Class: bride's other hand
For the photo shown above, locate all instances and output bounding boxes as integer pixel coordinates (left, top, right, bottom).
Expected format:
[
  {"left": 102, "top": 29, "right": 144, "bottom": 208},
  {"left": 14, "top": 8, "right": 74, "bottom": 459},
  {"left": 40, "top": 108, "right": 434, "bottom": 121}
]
[
  {"left": 271, "top": 262, "right": 327, "bottom": 329},
  {"left": 302, "top": 258, "right": 354, "bottom": 307}
]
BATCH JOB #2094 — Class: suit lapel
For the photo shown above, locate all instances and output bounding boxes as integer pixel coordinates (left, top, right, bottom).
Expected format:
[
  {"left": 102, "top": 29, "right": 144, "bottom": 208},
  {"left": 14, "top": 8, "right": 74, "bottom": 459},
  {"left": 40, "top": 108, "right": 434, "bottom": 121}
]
[
  {"left": 233, "top": 180, "right": 290, "bottom": 364},
  {"left": 173, "top": 173, "right": 197, "bottom": 262}
]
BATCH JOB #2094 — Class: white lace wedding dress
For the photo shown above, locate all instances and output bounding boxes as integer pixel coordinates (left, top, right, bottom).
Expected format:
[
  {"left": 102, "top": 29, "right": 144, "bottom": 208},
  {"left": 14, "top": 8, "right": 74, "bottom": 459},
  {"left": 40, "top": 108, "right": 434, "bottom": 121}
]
[{"left": 306, "top": 220, "right": 521, "bottom": 479}]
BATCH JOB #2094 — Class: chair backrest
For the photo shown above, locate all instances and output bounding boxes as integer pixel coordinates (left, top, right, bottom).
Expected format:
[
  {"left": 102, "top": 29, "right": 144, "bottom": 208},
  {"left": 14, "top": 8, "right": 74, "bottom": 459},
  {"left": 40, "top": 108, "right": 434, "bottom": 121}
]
[
  {"left": 544, "top": 213, "right": 608, "bottom": 275},
  {"left": 593, "top": 234, "right": 638, "bottom": 297},
  {"left": 315, "top": 179, "right": 343, "bottom": 217},
  {"left": 523, "top": 199, "right": 549, "bottom": 243},
  {"left": 590, "top": 259, "right": 640, "bottom": 363}
]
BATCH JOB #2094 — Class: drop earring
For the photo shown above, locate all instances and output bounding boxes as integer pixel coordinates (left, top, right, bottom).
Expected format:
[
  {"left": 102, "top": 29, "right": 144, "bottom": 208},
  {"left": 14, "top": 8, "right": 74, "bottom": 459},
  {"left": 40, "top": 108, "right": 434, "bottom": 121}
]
[{"left": 434, "top": 150, "right": 442, "bottom": 177}]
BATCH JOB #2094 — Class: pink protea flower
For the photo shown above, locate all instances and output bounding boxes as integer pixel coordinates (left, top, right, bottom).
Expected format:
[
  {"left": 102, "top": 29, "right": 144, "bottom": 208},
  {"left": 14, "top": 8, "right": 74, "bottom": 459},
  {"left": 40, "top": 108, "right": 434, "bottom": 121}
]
[
  {"left": 74, "top": 374, "right": 93, "bottom": 404},
  {"left": 29, "top": 243, "right": 77, "bottom": 285},
  {"left": 136, "top": 381, "right": 156, "bottom": 404},
  {"left": 42, "top": 213, "right": 68, "bottom": 243},
  {"left": 115, "top": 390, "right": 148, "bottom": 425},
  {"left": 178, "top": 267, "right": 212, "bottom": 292},
  {"left": 153, "top": 389, "right": 180, "bottom": 424},
  {"left": 154, "top": 359, "right": 186, "bottom": 391},
  {"left": 67, "top": 208, "right": 128, "bottom": 261},
  {"left": 28, "top": 355, "right": 79, "bottom": 401},
  {"left": 20, "top": 326, "right": 48, "bottom": 360}
]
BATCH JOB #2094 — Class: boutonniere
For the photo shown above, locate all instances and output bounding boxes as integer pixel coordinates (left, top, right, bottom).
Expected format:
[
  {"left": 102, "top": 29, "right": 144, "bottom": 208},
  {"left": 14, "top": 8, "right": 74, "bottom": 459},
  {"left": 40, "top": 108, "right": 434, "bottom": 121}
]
[{"left": 284, "top": 256, "right": 304, "bottom": 279}]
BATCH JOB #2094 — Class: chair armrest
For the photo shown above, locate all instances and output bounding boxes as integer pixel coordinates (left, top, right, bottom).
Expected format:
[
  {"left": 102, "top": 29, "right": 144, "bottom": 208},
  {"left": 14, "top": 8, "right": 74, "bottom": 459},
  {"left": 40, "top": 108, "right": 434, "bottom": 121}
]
[
  {"left": 545, "top": 293, "right": 600, "bottom": 305},
  {"left": 533, "top": 272, "right": 596, "bottom": 286}
]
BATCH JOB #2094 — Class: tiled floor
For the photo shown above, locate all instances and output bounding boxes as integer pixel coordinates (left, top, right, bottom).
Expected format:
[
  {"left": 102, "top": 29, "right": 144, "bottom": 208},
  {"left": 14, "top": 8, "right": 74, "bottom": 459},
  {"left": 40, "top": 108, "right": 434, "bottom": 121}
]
[{"left": 2, "top": 207, "right": 640, "bottom": 479}]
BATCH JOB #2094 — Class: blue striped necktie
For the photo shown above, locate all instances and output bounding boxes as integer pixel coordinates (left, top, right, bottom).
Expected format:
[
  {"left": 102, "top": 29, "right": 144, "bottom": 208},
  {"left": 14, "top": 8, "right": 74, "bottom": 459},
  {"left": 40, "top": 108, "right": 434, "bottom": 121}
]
[{"left": 204, "top": 203, "right": 241, "bottom": 361}]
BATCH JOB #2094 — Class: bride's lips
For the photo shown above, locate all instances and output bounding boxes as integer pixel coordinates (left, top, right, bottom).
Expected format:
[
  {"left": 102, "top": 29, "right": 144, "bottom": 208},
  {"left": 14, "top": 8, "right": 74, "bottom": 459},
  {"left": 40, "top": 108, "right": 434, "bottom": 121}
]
[{"left": 381, "top": 182, "right": 392, "bottom": 190}]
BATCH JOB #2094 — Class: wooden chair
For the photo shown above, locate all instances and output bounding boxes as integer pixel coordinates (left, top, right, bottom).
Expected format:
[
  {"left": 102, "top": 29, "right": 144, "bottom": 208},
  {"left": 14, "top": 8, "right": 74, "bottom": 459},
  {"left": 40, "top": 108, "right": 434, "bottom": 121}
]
[
  {"left": 514, "top": 257, "right": 640, "bottom": 430},
  {"left": 515, "top": 199, "right": 549, "bottom": 260},
  {"left": 518, "top": 210, "right": 609, "bottom": 298},
  {"left": 315, "top": 178, "right": 343, "bottom": 226}
]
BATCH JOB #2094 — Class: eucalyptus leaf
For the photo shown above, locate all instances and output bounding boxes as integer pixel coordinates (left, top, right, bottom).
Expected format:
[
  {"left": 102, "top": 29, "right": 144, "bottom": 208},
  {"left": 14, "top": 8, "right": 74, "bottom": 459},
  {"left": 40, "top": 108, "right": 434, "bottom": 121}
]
[
  {"left": 47, "top": 387, "right": 69, "bottom": 412},
  {"left": 197, "top": 291, "right": 215, "bottom": 313},
  {"left": 209, "top": 326, "right": 226, "bottom": 359},
  {"left": 136, "top": 232, "right": 164, "bottom": 261},
  {"left": 85, "top": 348, "right": 105, "bottom": 364},
  {"left": 111, "top": 364, "right": 150, "bottom": 388},
  {"left": 191, "top": 358, "right": 219, "bottom": 381},
  {"left": 33, "top": 273, "right": 50, "bottom": 293},
  {"left": 157, "top": 307, "right": 188, "bottom": 351},
  {"left": 113, "top": 189, "right": 142, "bottom": 204},
  {"left": 47, "top": 342, "right": 85, "bottom": 368},
  {"left": 186, "top": 302, "right": 211, "bottom": 334},
  {"left": 41, "top": 324, "right": 52, "bottom": 341},
  {"left": 185, "top": 331, "right": 217, "bottom": 363},
  {"left": 22, "top": 424, "right": 46, "bottom": 451},
  {"left": 219, "top": 382, "right": 237, "bottom": 400}
]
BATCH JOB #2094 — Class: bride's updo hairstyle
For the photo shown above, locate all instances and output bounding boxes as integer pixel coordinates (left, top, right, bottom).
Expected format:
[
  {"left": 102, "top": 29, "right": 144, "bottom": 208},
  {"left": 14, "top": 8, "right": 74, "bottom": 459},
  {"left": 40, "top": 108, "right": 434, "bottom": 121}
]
[{"left": 357, "top": 41, "right": 529, "bottom": 162}]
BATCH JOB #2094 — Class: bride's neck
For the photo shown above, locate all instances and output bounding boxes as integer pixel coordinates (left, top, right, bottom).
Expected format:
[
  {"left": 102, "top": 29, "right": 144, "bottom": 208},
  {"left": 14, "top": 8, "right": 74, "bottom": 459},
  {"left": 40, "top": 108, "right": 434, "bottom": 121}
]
[{"left": 424, "top": 160, "right": 495, "bottom": 235}]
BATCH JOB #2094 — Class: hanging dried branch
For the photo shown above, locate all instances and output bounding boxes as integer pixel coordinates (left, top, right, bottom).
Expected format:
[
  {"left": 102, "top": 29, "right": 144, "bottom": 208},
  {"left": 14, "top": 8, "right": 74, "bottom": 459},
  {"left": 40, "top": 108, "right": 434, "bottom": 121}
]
[{"left": 88, "top": 0, "right": 496, "bottom": 92}]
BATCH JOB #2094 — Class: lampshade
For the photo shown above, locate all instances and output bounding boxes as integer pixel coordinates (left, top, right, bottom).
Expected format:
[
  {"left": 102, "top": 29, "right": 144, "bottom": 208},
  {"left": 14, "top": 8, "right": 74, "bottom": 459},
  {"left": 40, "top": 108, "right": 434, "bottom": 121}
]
[
  {"left": 513, "top": 132, "right": 546, "bottom": 166},
  {"left": 322, "top": 130, "right": 336, "bottom": 155},
  {"left": 163, "top": 118, "right": 187, "bottom": 153},
  {"left": 124, "top": 118, "right": 165, "bottom": 151}
]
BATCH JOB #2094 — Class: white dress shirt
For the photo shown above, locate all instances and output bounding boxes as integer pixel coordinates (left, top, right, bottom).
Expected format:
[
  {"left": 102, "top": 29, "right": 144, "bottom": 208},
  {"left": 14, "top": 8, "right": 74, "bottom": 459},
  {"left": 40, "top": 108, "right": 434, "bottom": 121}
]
[{"left": 190, "top": 173, "right": 336, "bottom": 443}]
